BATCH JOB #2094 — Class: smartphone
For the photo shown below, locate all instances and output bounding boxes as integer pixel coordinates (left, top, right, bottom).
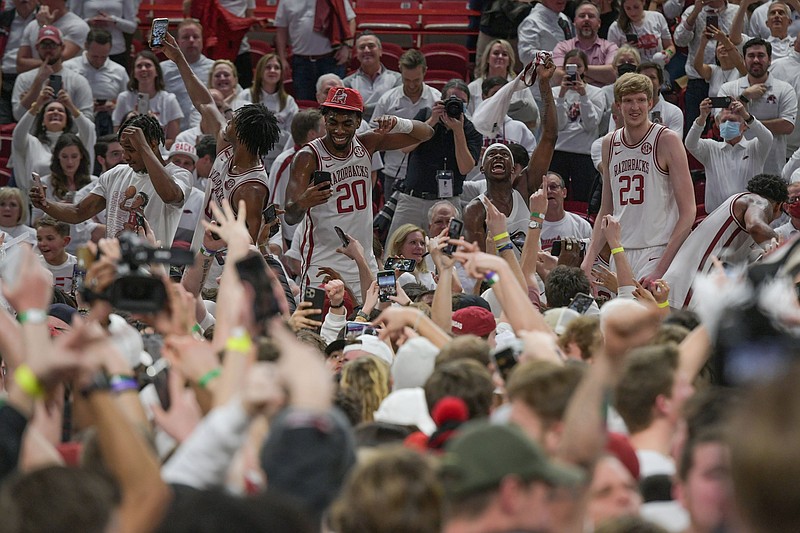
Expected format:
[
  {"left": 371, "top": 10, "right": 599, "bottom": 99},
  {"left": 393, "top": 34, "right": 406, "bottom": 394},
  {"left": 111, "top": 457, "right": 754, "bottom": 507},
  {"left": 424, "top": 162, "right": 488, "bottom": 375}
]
[
  {"left": 346, "top": 320, "right": 368, "bottom": 338},
  {"left": 334, "top": 225, "right": 350, "bottom": 247},
  {"left": 709, "top": 96, "right": 733, "bottom": 108},
  {"left": 303, "top": 286, "right": 325, "bottom": 325},
  {"left": 313, "top": 170, "right": 332, "bottom": 189},
  {"left": 377, "top": 269, "right": 397, "bottom": 302},
  {"left": 651, "top": 110, "right": 662, "bottom": 124},
  {"left": 550, "top": 239, "right": 587, "bottom": 257},
  {"left": 137, "top": 92, "right": 150, "bottom": 115},
  {"left": 384, "top": 257, "right": 416, "bottom": 272},
  {"left": 625, "top": 33, "right": 638, "bottom": 44},
  {"left": 263, "top": 203, "right": 277, "bottom": 224},
  {"left": 567, "top": 292, "right": 595, "bottom": 314},
  {"left": 492, "top": 346, "right": 518, "bottom": 382},
  {"left": 135, "top": 212, "right": 146, "bottom": 229},
  {"left": 565, "top": 63, "right": 578, "bottom": 82},
  {"left": 706, "top": 14, "right": 719, "bottom": 33},
  {"left": 150, "top": 17, "right": 169, "bottom": 47},
  {"left": 443, "top": 218, "right": 464, "bottom": 256},
  {"left": 49, "top": 74, "right": 62, "bottom": 95},
  {"left": 31, "top": 172, "right": 43, "bottom": 194},
  {"left": 235, "top": 253, "right": 281, "bottom": 330},
  {"left": 510, "top": 230, "right": 526, "bottom": 253}
]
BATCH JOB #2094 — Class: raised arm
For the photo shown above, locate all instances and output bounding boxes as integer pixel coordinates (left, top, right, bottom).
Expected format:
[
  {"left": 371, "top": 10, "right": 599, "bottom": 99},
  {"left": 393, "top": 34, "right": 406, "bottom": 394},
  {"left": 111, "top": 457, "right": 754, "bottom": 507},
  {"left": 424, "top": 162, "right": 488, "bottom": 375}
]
[
  {"left": 30, "top": 190, "right": 106, "bottom": 225},
  {"left": 522, "top": 59, "right": 558, "bottom": 198},
  {"left": 581, "top": 134, "right": 614, "bottom": 277},
  {"left": 120, "top": 126, "right": 185, "bottom": 204},
  {"left": 359, "top": 115, "right": 434, "bottom": 153},
  {"left": 693, "top": 33, "right": 713, "bottom": 81},
  {"left": 283, "top": 148, "right": 332, "bottom": 225},
  {"left": 157, "top": 33, "right": 228, "bottom": 148},
  {"left": 742, "top": 196, "right": 779, "bottom": 244}
]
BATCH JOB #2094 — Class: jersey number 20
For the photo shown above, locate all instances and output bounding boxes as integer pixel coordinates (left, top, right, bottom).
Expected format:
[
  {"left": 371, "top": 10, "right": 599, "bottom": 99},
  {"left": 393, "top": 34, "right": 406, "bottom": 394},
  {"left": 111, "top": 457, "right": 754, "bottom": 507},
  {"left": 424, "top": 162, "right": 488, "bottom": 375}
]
[
  {"left": 336, "top": 178, "right": 369, "bottom": 213},
  {"left": 618, "top": 174, "right": 644, "bottom": 205}
]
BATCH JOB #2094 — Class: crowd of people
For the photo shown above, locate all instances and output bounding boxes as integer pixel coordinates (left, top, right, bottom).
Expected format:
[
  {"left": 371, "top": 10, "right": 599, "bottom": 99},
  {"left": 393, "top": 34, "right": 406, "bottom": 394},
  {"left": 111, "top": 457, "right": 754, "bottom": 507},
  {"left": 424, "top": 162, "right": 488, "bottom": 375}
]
[{"left": 0, "top": 0, "right": 799, "bottom": 532}]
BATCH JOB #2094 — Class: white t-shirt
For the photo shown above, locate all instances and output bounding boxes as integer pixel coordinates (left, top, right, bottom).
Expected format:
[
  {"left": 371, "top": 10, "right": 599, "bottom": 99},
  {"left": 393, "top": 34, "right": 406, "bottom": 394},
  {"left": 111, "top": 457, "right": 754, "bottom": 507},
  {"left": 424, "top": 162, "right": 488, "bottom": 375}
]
[
  {"left": 90, "top": 163, "right": 192, "bottom": 246},
  {"left": 776, "top": 219, "right": 800, "bottom": 240},
  {"left": 607, "top": 11, "right": 671, "bottom": 62},
  {"left": 540, "top": 212, "right": 592, "bottom": 252},
  {"left": 112, "top": 90, "right": 184, "bottom": 129},
  {"left": 63, "top": 53, "right": 130, "bottom": 102},
  {"left": 553, "top": 84, "right": 603, "bottom": 155},
  {"left": 707, "top": 64, "right": 741, "bottom": 102},
  {"left": 274, "top": 0, "right": 355, "bottom": 56},
  {"left": 21, "top": 12, "right": 89, "bottom": 59},
  {"left": 40, "top": 253, "right": 77, "bottom": 293}
]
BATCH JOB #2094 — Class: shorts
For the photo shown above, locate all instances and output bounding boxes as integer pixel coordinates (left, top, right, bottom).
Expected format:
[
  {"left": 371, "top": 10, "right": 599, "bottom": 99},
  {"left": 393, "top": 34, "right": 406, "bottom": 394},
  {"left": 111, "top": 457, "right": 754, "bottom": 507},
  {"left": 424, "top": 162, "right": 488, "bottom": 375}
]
[{"left": 611, "top": 245, "right": 667, "bottom": 282}]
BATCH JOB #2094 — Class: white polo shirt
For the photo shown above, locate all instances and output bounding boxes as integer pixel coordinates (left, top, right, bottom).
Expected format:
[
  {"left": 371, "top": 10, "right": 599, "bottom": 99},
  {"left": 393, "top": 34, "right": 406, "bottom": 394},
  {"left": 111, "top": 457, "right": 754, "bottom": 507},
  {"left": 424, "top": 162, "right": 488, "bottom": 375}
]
[{"left": 63, "top": 52, "right": 130, "bottom": 101}]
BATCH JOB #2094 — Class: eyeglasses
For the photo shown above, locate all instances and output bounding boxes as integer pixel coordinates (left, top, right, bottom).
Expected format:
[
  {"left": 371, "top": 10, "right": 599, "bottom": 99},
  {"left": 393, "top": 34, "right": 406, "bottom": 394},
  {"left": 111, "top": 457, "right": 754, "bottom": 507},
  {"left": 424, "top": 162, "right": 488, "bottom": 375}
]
[{"left": 787, "top": 196, "right": 800, "bottom": 204}]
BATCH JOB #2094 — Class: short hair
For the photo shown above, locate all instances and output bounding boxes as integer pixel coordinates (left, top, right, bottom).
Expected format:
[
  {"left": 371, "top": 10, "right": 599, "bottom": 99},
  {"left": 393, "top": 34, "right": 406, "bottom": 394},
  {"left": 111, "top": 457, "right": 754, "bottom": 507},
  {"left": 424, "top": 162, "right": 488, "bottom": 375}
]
[
  {"left": 614, "top": 72, "right": 653, "bottom": 103},
  {"left": 614, "top": 344, "right": 678, "bottom": 434},
  {"left": 594, "top": 516, "right": 669, "bottom": 533},
  {"left": 290, "top": 109, "right": 324, "bottom": 145},
  {"left": 95, "top": 133, "right": 118, "bottom": 159},
  {"left": 575, "top": 0, "right": 601, "bottom": 19},
  {"left": 637, "top": 61, "right": 664, "bottom": 87},
  {"left": 452, "top": 293, "right": 492, "bottom": 312},
  {"left": 119, "top": 113, "right": 165, "bottom": 147},
  {"left": 613, "top": 45, "right": 641, "bottom": 67},
  {"left": 477, "top": 39, "right": 516, "bottom": 80},
  {"left": 208, "top": 59, "right": 238, "bottom": 87},
  {"left": 546, "top": 170, "right": 567, "bottom": 188},
  {"left": 387, "top": 224, "right": 428, "bottom": 273},
  {"left": 556, "top": 315, "right": 600, "bottom": 360},
  {"left": 195, "top": 134, "right": 217, "bottom": 159},
  {"left": 436, "top": 335, "right": 491, "bottom": 367},
  {"left": 424, "top": 359, "right": 494, "bottom": 419},
  {"left": 427, "top": 200, "right": 457, "bottom": 225},
  {"left": 545, "top": 266, "right": 591, "bottom": 309},
  {"left": 746, "top": 173, "right": 789, "bottom": 204},
  {"left": 232, "top": 104, "right": 280, "bottom": 158},
  {"left": 316, "top": 73, "right": 343, "bottom": 96},
  {"left": 442, "top": 79, "right": 470, "bottom": 103},
  {"left": 294, "top": 329, "right": 327, "bottom": 353},
  {"left": 743, "top": 37, "right": 772, "bottom": 60},
  {"left": 651, "top": 323, "right": 690, "bottom": 346},
  {"left": 399, "top": 48, "right": 426, "bottom": 71},
  {"left": 506, "top": 361, "right": 584, "bottom": 427},
  {"left": 177, "top": 18, "right": 203, "bottom": 35},
  {"left": 0, "top": 187, "right": 28, "bottom": 224},
  {"left": 34, "top": 215, "right": 70, "bottom": 236},
  {"left": 355, "top": 30, "right": 382, "bottom": 48},
  {"left": 507, "top": 142, "right": 529, "bottom": 169},
  {"left": 128, "top": 50, "right": 165, "bottom": 92},
  {"left": 86, "top": 28, "right": 112, "bottom": 47},
  {"left": 481, "top": 76, "right": 507, "bottom": 97}
]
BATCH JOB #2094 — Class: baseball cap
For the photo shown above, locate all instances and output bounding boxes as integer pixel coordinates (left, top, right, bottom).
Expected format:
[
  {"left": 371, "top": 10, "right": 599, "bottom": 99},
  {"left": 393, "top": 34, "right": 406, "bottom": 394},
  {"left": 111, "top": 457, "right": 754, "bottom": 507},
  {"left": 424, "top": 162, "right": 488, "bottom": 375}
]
[
  {"left": 441, "top": 421, "right": 584, "bottom": 498},
  {"left": 452, "top": 306, "right": 496, "bottom": 337},
  {"left": 322, "top": 87, "right": 364, "bottom": 113},
  {"left": 168, "top": 142, "right": 198, "bottom": 162},
  {"left": 37, "top": 26, "right": 63, "bottom": 45},
  {"left": 342, "top": 334, "right": 394, "bottom": 366}
]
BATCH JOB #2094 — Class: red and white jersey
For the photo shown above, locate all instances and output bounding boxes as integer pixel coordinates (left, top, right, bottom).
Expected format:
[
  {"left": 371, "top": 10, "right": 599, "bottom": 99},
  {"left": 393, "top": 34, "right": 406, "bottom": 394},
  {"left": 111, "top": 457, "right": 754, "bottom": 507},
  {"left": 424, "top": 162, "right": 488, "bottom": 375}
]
[
  {"left": 664, "top": 193, "right": 755, "bottom": 310},
  {"left": 299, "top": 136, "right": 378, "bottom": 298},
  {"left": 191, "top": 145, "right": 269, "bottom": 250},
  {"left": 607, "top": 123, "right": 677, "bottom": 249}
]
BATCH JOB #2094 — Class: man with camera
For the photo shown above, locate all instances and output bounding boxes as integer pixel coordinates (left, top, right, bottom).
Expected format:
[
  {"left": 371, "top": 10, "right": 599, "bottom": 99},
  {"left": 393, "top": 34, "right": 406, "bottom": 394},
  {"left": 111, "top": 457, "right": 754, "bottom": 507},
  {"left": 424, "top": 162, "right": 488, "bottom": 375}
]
[{"left": 384, "top": 80, "right": 482, "bottom": 240}]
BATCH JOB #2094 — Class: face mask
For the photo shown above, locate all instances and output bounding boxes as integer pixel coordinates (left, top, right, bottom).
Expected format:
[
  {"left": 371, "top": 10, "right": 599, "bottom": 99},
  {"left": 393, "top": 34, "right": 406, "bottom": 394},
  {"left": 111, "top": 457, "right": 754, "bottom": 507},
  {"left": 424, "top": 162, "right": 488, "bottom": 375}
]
[
  {"left": 617, "top": 63, "right": 637, "bottom": 77},
  {"left": 719, "top": 120, "right": 741, "bottom": 141},
  {"left": 785, "top": 202, "right": 800, "bottom": 218}
]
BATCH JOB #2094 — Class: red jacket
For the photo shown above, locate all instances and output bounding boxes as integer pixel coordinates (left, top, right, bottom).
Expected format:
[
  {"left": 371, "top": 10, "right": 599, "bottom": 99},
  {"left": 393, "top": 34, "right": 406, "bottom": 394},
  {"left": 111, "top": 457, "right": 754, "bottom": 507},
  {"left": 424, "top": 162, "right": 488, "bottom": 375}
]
[
  {"left": 313, "top": 0, "right": 353, "bottom": 47},
  {"left": 190, "top": 0, "right": 260, "bottom": 61}
]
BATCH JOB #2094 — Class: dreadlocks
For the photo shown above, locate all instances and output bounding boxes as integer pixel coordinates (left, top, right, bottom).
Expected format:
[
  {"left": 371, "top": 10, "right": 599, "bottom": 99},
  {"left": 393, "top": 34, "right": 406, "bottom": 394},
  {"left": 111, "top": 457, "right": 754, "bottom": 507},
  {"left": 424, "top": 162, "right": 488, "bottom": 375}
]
[
  {"left": 118, "top": 113, "right": 166, "bottom": 148},
  {"left": 232, "top": 103, "right": 280, "bottom": 158}
]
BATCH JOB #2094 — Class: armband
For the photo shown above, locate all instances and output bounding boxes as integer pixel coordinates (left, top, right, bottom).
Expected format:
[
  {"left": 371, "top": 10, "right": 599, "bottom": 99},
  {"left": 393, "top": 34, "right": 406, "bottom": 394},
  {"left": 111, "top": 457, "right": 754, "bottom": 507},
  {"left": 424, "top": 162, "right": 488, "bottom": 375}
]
[
  {"left": 610, "top": 246, "right": 625, "bottom": 255},
  {"left": 389, "top": 117, "right": 413, "bottom": 134}
]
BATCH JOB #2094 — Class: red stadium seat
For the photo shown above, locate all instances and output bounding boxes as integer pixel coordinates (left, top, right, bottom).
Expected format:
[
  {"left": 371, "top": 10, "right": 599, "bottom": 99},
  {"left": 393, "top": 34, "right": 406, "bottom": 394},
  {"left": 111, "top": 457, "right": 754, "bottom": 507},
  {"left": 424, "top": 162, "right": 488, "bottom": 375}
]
[
  {"left": 356, "top": 0, "right": 421, "bottom": 31},
  {"left": 424, "top": 69, "right": 464, "bottom": 90},
  {"left": 296, "top": 99, "right": 319, "bottom": 110},
  {"left": 421, "top": 43, "right": 470, "bottom": 80},
  {"left": 420, "top": 0, "right": 471, "bottom": 31}
]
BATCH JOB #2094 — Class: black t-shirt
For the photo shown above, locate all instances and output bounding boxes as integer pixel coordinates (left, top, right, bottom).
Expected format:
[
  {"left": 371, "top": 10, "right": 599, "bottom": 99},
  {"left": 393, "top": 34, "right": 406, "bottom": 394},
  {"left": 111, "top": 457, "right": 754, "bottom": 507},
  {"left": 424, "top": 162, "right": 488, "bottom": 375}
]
[{"left": 404, "top": 108, "right": 482, "bottom": 196}]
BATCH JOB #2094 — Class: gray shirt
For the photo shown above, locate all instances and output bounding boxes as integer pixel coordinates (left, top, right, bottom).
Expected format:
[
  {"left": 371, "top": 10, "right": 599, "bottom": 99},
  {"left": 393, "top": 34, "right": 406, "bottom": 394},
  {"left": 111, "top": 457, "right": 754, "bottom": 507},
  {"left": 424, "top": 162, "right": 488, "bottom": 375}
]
[{"left": 343, "top": 65, "right": 402, "bottom": 121}]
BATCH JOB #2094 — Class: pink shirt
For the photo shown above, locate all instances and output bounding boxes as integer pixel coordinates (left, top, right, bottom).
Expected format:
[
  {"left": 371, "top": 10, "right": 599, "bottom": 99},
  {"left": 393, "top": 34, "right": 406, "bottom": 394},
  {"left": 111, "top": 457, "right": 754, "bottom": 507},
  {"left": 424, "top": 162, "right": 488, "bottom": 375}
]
[{"left": 552, "top": 37, "right": 618, "bottom": 87}]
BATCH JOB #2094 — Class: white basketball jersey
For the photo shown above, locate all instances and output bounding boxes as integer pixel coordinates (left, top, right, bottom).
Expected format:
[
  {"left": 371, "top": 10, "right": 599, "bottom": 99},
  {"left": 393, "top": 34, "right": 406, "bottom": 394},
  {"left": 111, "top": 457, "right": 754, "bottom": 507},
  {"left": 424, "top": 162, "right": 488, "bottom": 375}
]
[
  {"left": 607, "top": 124, "right": 677, "bottom": 249},
  {"left": 664, "top": 193, "right": 753, "bottom": 309},
  {"left": 191, "top": 145, "right": 269, "bottom": 250},
  {"left": 299, "top": 136, "right": 378, "bottom": 296}
]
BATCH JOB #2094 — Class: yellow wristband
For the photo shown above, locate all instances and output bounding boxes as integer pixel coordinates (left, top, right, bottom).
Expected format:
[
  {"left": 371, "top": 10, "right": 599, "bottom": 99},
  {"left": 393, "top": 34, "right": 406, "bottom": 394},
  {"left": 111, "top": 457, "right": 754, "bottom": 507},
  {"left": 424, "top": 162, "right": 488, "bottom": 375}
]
[
  {"left": 225, "top": 328, "right": 253, "bottom": 353},
  {"left": 657, "top": 301, "right": 670, "bottom": 309},
  {"left": 610, "top": 246, "right": 624, "bottom": 255},
  {"left": 492, "top": 232, "right": 510, "bottom": 242},
  {"left": 14, "top": 364, "right": 44, "bottom": 398}
]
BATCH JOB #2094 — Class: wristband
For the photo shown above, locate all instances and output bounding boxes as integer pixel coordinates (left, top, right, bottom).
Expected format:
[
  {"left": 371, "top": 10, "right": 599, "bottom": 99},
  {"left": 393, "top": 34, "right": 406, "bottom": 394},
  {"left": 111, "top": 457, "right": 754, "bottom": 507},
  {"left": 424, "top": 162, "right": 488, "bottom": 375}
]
[
  {"left": 497, "top": 243, "right": 514, "bottom": 253},
  {"left": 110, "top": 377, "right": 138, "bottom": 394},
  {"left": 530, "top": 212, "right": 544, "bottom": 220},
  {"left": 198, "top": 367, "right": 222, "bottom": 388},
  {"left": 610, "top": 246, "right": 625, "bottom": 255},
  {"left": 200, "top": 245, "right": 216, "bottom": 257},
  {"left": 388, "top": 117, "right": 413, "bottom": 134},
  {"left": 330, "top": 301, "right": 345, "bottom": 309},
  {"left": 484, "top": 270, "right": 500, "bottom": 286},
  {"left": 226, "top": 328, "right": 253, "bottom": 353},
  {"left": 192, "top": 323, "right": 203, "bottom": 334},
  {"left": 492, "top": 232, "right": 510, "bottom": 242},
  {"left": 657, "top": 301, "right": 670, "bottom": 309},
  {"left": 17, "top": 309, "right": 47, "bottom": 324},
  {"left": 13, "top": 364, "right": 44, "bottom": 398}
]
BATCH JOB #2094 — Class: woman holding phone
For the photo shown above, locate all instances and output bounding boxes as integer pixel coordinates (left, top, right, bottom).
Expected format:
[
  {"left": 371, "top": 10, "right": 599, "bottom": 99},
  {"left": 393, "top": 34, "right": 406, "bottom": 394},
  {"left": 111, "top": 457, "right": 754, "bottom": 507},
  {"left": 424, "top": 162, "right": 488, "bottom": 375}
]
[
  {"left": 607, "top": 0, "right": 675, "bottom": 62},
  {"left": 387, "top": 224, "right": 436, "bottom": 289},
  {"left": 113, "top": 50, "right": 183, "bottom": 149}
]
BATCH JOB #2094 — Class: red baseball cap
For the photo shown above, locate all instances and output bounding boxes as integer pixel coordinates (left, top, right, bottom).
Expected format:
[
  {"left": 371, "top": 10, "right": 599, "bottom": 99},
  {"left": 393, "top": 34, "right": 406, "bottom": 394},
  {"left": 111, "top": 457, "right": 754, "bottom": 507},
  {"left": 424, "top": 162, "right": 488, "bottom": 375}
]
[
  {"left": 322, "top": 87, "right": 364, "bottom": 113},
  {"left": 452, "top": 306, "right": 496, "bottom": 338},
  {"left": 37, "top": 26, "right": 63, "bottom": 45}
]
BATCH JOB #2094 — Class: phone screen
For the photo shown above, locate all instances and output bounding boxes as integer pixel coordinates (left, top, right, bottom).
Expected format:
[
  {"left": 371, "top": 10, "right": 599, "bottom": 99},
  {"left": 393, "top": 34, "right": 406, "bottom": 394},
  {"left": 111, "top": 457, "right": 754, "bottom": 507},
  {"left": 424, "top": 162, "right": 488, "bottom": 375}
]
[
  {"left": 377, "top": 270, "right": 397, "bottom": 301},
  {"left": 443, "top": 218, "right": 464, "bottom": 255},
  {"left": 151, "top": 18, "right": 169, "bottom": 47},
  {"left": 510, "top": 231, "right": 526, "bottom": 252},
  {"left": 263, "top": 204, "right": 277, "bottom": 223},
  {"left": 567, "top": 293, "right": 594, "bottom": 314},
  {"left": 137, "top": 93, "right": 150, "bottom": 115}
]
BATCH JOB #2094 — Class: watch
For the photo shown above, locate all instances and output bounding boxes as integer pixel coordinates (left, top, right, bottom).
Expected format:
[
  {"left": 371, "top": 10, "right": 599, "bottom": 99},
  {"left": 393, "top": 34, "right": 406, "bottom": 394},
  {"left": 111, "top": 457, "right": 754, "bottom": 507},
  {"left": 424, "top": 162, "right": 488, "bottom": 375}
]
[
  {"left": 745, "top": 113, "right": 755, "bottom": 125},
  {"left": 529, "top": 220, "right": 542, "bottom": 230},
  {"left": 80, "top": 371, "right": 111, "bottom": 398},
  {"left": 738, "top": 94, "right": 750, "bottom": 104}
]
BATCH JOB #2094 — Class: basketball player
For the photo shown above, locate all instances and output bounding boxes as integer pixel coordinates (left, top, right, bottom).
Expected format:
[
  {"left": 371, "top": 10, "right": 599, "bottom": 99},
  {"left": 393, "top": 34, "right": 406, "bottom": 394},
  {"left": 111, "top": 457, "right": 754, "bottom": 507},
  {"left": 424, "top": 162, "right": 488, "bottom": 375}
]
[
  {"left": 664, "top": 174, "right": 787, "bottom": 309},
  {"left": 284, "top": 87, "right": 434, "bottom": 299},
  {"left": 157, "top": 33, "right": 281, "bottom": 250},
  {"left": 581, "top": 73, "right": 695, "bottom": 285}
]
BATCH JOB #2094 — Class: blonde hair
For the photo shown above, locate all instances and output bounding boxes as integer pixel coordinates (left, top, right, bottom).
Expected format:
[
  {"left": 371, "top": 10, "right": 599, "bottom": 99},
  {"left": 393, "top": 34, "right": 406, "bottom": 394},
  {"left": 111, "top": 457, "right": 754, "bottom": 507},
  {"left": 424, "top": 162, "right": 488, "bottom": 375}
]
[
  {"left": 208, "top": 59, "right": 238, "bottom": 91},
  {"left": 340, "top": 356, "right": 390, "bottom": 423},
  {"left": 613, "top": 45, "right": 641, "bottom": 67},
  {"left": 387, "top": 224, "right": 428, "bottom": 273},
  {"left": 0, "top": 187, "right": 28, "bottom": 225},
  {"left": 614, "top": 72, "right": 653, "bottom": 104},
  {"left": 478, "top": 39, "right": 516, "bottom": 80}
]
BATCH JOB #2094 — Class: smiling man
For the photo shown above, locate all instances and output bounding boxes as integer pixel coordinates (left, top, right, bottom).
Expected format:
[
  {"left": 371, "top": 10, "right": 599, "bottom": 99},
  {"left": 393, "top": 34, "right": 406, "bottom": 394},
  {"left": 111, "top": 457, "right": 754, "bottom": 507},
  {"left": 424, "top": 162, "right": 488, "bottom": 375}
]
[
  {"left": 343, "top": 31, "right": 402, "bottom": 122},
  {"left": 284, "top": 86, "right": 434, "bottom": 299},
  {"left": 552, "top": 1, "right": 618, "bottom": 87},
  {"left": 582, "top": 72, "right": 695, "bottom": 286}
]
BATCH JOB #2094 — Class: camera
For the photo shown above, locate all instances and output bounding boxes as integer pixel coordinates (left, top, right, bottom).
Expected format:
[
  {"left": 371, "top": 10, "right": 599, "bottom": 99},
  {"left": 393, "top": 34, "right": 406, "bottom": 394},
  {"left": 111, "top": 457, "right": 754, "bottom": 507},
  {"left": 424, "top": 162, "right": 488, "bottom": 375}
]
[
  {"left": 374, "top": 188, "right": 401, "bottom": 243},
  {"left": 443, "top": 95, "right": 464, "bottom": 119},
  {"left": 106, "top": 232, "right": 194, "bottom": 313}
]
